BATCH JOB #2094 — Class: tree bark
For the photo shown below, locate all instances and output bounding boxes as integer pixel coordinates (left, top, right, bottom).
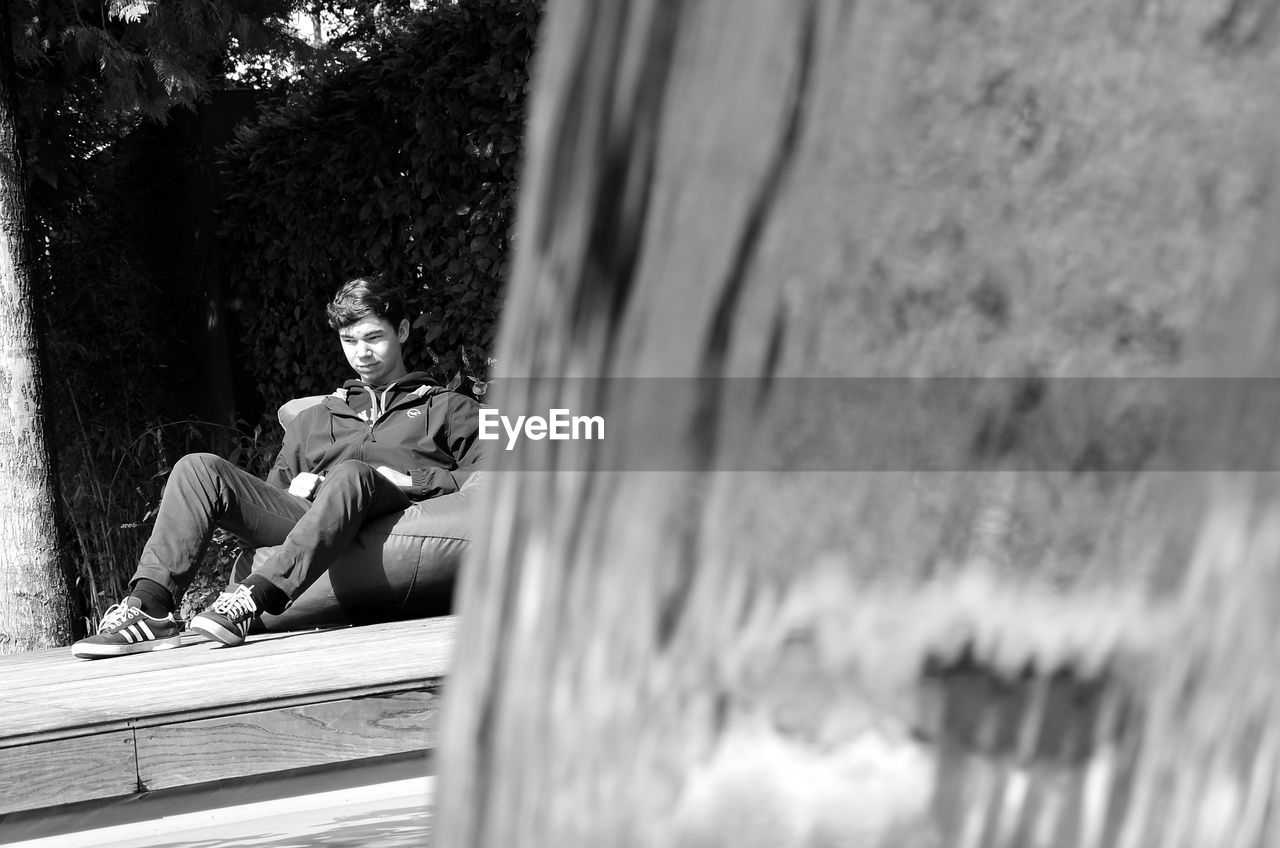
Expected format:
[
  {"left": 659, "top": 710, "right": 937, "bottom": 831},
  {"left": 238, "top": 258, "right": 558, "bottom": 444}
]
[
  {"left": 438, "top": 1, "right": 1280, "bottom": 845},
  {"left": 0, "top": 0, "right": 74, "bottom": 653}
]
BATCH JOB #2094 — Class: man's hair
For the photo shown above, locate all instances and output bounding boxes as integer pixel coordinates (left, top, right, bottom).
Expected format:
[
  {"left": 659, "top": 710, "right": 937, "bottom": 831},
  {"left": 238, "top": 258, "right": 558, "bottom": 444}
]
[{"left": 326, "top": 277, "right": 408, "bottom": 330}]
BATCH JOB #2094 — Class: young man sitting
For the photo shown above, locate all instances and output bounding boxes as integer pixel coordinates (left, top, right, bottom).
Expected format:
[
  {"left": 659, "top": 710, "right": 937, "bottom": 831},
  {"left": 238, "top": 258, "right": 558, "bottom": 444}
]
[{"left": 72, "top": 277, "right": 485, "bottom": 658}]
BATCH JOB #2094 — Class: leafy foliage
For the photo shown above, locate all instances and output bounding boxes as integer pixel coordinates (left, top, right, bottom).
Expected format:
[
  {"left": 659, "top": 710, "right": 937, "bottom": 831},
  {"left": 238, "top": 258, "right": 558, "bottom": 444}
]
[
  {"left": 219, "top": 0, "right": 539, "bottom": 413},
  {"left": 15, "top": 0, "right": 296, "bottom": 119},
  {"left": 14, "top": 0, "right": 302, "bottom": 201},
  {"left": 225, "top": 0, "right": 421, "bottom": 102}
]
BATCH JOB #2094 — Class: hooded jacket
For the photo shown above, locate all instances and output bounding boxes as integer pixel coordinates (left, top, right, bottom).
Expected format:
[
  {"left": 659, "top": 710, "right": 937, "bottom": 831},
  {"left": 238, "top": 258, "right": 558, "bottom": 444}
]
[{"left": 266, "top": 371, "right": 484, "bottom": 500}]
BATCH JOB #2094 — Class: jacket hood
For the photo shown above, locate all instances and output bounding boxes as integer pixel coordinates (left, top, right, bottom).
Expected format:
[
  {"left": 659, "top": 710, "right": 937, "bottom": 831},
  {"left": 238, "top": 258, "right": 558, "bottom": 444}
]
[
  {"left": 336, "top": 371, "right": 441, "bottom": 415},
  {"left": 339, "top": 371, "right": 438, "bottom": 394}
]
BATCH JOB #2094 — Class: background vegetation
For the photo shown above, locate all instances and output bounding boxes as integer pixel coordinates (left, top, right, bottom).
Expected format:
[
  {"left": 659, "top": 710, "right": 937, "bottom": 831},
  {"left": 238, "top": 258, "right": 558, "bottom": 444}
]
[
  {"left": 220, "top": 0, "right": 537, "bottom": 413},
  {"left": 36, "top": 0, "right": 539, "bottom": 627}
]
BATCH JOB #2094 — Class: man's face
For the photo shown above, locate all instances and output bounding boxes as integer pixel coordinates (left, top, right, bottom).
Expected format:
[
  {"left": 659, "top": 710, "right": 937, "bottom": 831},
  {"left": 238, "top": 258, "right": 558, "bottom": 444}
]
[{"left": 339, "top": 315, "right": 410, "bottom": 385}]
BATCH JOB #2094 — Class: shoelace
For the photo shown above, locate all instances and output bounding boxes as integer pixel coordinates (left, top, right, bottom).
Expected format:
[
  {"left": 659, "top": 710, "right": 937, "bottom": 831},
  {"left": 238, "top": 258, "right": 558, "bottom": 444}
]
[
  {"left": 98, "top": 602, "right": 139, "bottom": 633},
  {"left": 211, "top": 588, "right": 257, "bottom": 619}
]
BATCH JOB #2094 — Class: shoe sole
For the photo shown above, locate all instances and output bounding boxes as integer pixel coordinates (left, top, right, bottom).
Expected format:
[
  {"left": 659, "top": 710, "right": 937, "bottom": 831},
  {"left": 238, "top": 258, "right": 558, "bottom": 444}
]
[
  {"left": 189, "top": 616, "right": 248, "bottom": 647},
  {"left": 72, "top": 635, "right": 182, "bottom": 659}
]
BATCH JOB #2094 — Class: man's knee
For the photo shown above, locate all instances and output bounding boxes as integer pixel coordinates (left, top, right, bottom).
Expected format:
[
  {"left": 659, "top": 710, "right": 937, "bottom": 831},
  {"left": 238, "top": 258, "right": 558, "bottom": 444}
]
[
  {"left": 172, "top": 452, "right": 230, "bottom": 482},
  {"left": 324, "top": 460, "right": 379, "bottom": 490}
]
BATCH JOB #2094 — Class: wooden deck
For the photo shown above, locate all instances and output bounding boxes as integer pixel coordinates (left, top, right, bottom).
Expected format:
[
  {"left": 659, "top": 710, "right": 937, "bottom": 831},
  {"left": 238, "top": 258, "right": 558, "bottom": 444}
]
[{"left": 0, "top": 616, "right": 456, "bottom": 818}]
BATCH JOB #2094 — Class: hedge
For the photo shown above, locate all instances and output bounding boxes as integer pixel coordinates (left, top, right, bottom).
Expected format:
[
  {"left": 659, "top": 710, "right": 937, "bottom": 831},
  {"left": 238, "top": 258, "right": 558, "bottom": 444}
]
[{"left": 219, "top": 0, "right": 540, "bottom": 413}]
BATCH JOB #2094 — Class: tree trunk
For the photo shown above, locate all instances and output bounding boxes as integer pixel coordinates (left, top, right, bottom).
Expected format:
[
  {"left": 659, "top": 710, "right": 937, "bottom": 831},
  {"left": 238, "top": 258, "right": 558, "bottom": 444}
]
[
  {"left": 310, "top": 3, "right": 324, "bottom": 46},
  {"left": 438, "top": 1, "right": 1280, "bottom": 845},
  {"left": 0, "top": 0, "right": 73, "bottom": 653}
]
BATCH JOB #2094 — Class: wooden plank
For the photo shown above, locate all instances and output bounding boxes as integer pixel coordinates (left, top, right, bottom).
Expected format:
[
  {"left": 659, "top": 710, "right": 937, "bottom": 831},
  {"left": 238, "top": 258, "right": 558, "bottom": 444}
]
[
  {"left": 0, "top": 618, "right": 454, "bottom": 696},
  {"left": 0, "top": 752, "right": 431, "bottom": 844},
  {"left": 0, "top": 699, "right": 120, "bottom": 736},
  {"left": 0, "top": 731, "right": 137, "bottom": 815},
  {"left": 0, "top": 640, "right": 443, "bottom": 740},
  {"left": 134, "top": 690, "right": 438, "bottom": 791},
  {"left": 0, "top": 617, "right": 457, "bottom": 745},
  {"left": 0, "top": 617, "right": 457, "bottom": 694},
  {"left": 0, "top": 681, "right": 438, "bottom": 750}
]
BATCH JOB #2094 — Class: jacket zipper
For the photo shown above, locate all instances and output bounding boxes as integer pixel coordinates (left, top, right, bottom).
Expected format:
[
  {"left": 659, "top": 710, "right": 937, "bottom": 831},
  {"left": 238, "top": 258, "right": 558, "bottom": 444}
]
[{"left": 340, "top": 382, "right": 433, "bottom": 456}]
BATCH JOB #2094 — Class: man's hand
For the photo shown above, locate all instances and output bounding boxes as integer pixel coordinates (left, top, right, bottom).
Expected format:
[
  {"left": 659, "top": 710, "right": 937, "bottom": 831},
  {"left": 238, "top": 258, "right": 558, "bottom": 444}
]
[
  {"left": 376, "top": 465, "right": 414, "bottom": 493},
  {"left": 288, "top": 472, "right": 324, "bottom": 500}
]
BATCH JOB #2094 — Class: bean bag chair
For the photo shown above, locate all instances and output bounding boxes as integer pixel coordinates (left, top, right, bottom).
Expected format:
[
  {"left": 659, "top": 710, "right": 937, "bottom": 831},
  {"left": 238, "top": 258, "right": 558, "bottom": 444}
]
[{"left": 232, "top": 395, "right": 479, "bottom": 631}]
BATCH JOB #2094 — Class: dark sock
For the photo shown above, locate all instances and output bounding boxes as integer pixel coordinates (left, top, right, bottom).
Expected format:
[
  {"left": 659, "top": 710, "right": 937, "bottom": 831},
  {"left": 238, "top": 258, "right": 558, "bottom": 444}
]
[
  {"left": 241, "top": 574, "right": 290, "bottom": 616},
  {"left": 130, "top": 578, "right": 174, "bottom": 618}
]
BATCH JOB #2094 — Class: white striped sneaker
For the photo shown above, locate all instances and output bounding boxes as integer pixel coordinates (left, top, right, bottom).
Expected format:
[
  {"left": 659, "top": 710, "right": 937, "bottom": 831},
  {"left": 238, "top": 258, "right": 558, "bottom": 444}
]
[
  {"left": 72, "top": 597, "right": 182, "bottom": 659},
  {"left": 188, "top": 583, "right": 258, "bottom": 647}
]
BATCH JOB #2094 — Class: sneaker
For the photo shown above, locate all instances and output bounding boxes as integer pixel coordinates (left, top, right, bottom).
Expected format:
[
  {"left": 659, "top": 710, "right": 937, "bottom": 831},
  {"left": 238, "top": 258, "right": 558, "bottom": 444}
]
[
  {"left": 189, "top": 583, "right": 259, "bottom": 646},
  {"left": 72, "top": 598, "right": 182, "bottom": 659}
]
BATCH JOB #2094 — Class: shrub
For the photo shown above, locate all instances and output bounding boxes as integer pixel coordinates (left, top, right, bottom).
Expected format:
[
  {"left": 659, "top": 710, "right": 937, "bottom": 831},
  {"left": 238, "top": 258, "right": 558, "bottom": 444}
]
[{"left": 219, "top": 0, "right": 540, "bottom": 414}]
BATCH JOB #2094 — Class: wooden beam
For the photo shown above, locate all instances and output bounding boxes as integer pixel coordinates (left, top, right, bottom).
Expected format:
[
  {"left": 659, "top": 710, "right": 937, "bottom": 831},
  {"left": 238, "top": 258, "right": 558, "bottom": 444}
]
[
  {"left": 134, "top": 690, "right": 439, "bottom": 792},
  {"left": 0, "top": 732, "right": 137, "bottom": 815}
]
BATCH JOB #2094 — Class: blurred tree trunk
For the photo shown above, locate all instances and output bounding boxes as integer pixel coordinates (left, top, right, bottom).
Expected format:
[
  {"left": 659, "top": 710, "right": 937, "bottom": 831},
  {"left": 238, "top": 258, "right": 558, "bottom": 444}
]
[
  {"left": 439, "top": 1, "right": 1280, "bottom": 845},
  {"left": 309, "top": 2, "right": 324, "bottom": 46},
  {"left": 0, "top": 0, "right": 73, "bottom": 653}
]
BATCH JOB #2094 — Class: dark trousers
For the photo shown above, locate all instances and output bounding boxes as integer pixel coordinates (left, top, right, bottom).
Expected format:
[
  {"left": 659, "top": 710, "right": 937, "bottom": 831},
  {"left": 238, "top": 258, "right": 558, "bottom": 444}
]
[{"left": 131, "top": 453, "right": 411, "bottom": 604}]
